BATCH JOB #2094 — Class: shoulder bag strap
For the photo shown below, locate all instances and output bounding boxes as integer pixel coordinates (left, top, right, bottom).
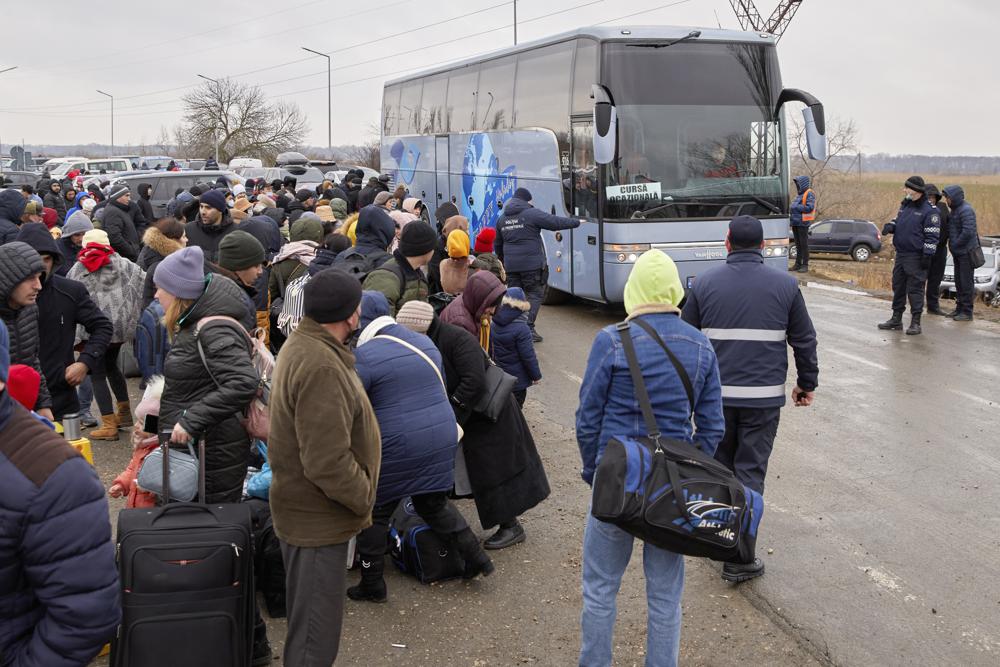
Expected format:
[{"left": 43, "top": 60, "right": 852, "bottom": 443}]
[
  {"left": 616, "top": 321, "right": 661, "bottom": 444},
  {"left": 629, "top": 317, "right": 695, "bottom": 418},
  {"left": 378, "top": 334, "right": 446, "bottom": 390}
]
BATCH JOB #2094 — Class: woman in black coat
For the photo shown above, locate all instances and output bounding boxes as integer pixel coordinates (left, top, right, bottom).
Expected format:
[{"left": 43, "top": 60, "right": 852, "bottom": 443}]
[
  {"left": 424, "top": 312, "right": 550, "bottom": 550},
  {"left": 154, "top": 245, "right": 258, "bottom": 504}
]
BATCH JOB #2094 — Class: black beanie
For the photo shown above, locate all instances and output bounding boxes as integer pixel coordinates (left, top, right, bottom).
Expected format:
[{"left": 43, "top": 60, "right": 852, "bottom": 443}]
[
  {"left": 728, "top": 215, "right": 764, "bottom": 249},
  {"left": 303, "top": 268, "right": 362, "bottom": 324},
  {"left": 398, "top": 221, "right": 438, "bottom": 257},
  {"left": 218, "top": 230, "right": 265, "bottom": 271},
  {"left": 295, "top": 188, "right": 314, "bottom": 202},
  {"left": 904, "top": 175, "right": 926, "bottom": 193}
]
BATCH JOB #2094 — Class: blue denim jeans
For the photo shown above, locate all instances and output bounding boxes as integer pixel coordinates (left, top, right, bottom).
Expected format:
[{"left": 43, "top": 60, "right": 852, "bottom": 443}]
[
  {"left": 77, "top": 375, "right": 95, "bottom": 418},
  {"left": 580, "top": 513, "right": 684, "bottom": 667}
]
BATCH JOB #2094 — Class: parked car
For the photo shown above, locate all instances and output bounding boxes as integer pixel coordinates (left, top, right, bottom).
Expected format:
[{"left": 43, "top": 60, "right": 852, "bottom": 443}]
[
  {"left": 0, "top": 171, "right": 37, "bottom": 188},
  {"left": 941, "top": 237, "right": 1000, "bottom": 303},
  {"left": 139, "top": 155, "right": 175, "bottom": 169},
  {"left": 789, "top": 219, "right": 882, "bottom": 262},
  {"left": 229, "top": 157, "right": 263, "bottom": 170},
  {"left": 235, "top": 165, "right": 325, "bottom": 192},
  {"left": 112, "top": 171, "right": 242, "bottom": 218},
  {"left": 325, "top": 165, "right": 379, "bottom": 184}
]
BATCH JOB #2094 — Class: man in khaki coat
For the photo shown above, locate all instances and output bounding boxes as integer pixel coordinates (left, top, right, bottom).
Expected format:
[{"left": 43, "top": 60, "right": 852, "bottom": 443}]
[{"left": 268, "top": 268, "right": 381, "bottom": 666}]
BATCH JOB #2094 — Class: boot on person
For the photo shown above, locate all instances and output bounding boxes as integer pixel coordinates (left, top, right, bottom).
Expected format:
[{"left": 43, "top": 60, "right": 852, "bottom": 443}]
[
  {"left": 116, "top": 400, "right": 133, "bottom": 429},
  {"left": 454, "top": 528, "right": 495, "bottom": 579},
  {"left": 877, "top": 311, "right": 904, "bottom": 331},
  {"left": 484, "top": 519, "right": 525, "bottom": 550},
  {"left": 906, "top": 312, "right": 922, "bottom": 336},
  {"left": 347, "top": 556, "right": 387, "bottom": 603},
  {"left": 722, "top": 558, "right": 765, "bottom": 583},
  {"left": 90, "top": 414, "right": 120, "bottom": 440}
]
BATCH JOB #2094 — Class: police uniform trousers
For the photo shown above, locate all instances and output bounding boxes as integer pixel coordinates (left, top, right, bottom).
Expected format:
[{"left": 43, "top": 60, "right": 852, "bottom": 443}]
[
  {"left": 714, "top": 407, "right": 782, "bottom": 495},
  {"left": 891, "top": 253, "right": 928, "bottom": 315}
]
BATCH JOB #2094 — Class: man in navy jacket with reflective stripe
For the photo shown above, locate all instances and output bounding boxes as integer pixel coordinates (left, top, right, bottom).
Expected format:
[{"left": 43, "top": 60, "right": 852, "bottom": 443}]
[
  {"left": 682, "top": 215, "right": 818, "bottom": 583},
  {"left": 878, "top": 176, "right": 941, "bottom": 335},
  {"left": 494, "top": 187, "right": 582, "bottom": 342}
]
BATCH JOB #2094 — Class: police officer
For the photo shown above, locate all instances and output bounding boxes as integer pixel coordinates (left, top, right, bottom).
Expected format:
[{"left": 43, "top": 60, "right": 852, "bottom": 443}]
[
  {"left": 923, "top": 184, "right": 951, "bottom": 316},
  {"left": 682, "top": 215, "right": 818, "bottom": 583},
  {"left": 494, "top": 188, "right": 582, "bottom": 342},
  {"left": 878, "top": 176, "right": 940, "bottom": 335}
]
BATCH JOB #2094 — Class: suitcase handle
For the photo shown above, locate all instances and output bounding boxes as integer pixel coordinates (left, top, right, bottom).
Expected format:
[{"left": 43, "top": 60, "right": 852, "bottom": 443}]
[{"left": 150, "top": 503, "right": 216, "bottom": 523}]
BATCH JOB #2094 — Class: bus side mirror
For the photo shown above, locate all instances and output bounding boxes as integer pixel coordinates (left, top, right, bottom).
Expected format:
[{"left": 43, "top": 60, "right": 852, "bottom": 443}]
[
  {"left": 592, "top": 84, "right": 617, "bottom": 165},
  {"left": 776, "top": 88, "right": 827, "bottom": 162}
]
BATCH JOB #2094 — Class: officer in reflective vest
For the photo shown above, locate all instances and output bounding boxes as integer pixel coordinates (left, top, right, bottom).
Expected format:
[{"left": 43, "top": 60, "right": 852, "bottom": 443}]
[
  {"left": 682, "top": 215, "right": 819, "bottom": 583},
  {"left": 789, "top": 175, "right": 816, "bottom": 273}
]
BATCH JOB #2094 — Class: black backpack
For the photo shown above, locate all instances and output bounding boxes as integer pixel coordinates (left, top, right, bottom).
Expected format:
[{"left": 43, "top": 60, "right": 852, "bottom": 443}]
[{"left": 334, "top": 248, "right": 391, "bottom": 283}]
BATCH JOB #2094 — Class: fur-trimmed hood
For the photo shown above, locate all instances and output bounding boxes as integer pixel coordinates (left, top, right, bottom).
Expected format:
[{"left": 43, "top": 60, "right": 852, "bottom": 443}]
[
  {"left": 492, "top": 287, "right": 531, "bottom": 326},
  {"left": 142, "top": 227, "right": 184, "bottom": 259}
]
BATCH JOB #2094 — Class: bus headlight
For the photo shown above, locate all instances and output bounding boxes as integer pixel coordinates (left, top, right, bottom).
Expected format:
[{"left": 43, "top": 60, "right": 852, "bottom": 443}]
[
  {"left": 763, "top": 238, "right": 789, "bottom": 257},
  {"left": 606, "top": 243, "right": 651, "bottom": 263}
]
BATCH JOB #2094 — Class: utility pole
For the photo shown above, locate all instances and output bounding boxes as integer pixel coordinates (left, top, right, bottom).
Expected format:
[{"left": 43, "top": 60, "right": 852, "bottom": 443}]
[
  {"left": 197, "top": 74, "right": 221, "bottom": 164},
  {"left": 0, "top": 67, "right": 16, "bottom": 172},
  {"left": 514, "top": 0, "right": 518, "bottom": 45},
  {"left": 96, "top": 90, "right": 114, "bottom": 156},
  {"left": 302, "top": 47, "right": 332, "bottom": 158}
]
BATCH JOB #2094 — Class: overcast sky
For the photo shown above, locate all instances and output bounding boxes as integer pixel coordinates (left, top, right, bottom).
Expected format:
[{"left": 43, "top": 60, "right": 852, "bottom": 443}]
[{"left": 0, "top": 0, "right": 994, "bottom": 156}]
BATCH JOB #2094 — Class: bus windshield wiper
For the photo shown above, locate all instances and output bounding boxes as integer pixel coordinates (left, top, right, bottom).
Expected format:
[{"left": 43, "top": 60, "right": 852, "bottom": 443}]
[
  {"left": 634, "top": 195, "right": 781, "bottom": 219},
  {"left": 749, "top": 195, "right": 782, "bottom": 214},
  {"left": 633, "top": 31, "right": 702, "bottom": 49}
]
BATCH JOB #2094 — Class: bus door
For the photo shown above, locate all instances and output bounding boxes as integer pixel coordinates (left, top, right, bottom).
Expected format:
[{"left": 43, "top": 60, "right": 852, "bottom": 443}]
[
  {"left": 570, "top": 118, "right": 601, "bottom": 300},
  {"left": 435, "top": 136, "right": 450, "bottom": 216}
]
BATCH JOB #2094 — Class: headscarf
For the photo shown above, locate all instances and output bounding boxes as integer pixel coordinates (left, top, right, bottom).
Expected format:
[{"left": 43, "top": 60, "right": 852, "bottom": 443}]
[{"left": 446, "top": 229, "right": 471, "bottom": 259}]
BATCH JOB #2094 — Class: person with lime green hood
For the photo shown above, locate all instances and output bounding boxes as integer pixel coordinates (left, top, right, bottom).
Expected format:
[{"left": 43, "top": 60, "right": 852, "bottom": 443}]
[{"left": 576, "top": 248, "right": 723, "bottom": 667}]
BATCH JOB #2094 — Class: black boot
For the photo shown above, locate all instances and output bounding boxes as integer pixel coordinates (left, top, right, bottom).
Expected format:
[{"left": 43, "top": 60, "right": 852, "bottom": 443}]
[
  {"left": 797, "top": 264, "right": 809, "bottom": 274},
  {"left": 484, "top": 519, "right": 526, "bottom": 550},
  {"left": 877, "top": 311, "right": 904, "bottom": 330},
  {"left": 252, "top": 617, "right": 272, "bottom": 665},
  {"left": 906, "top": 313, "right": 922, "bottom": 336},
  {"left": 347, "top": 556, "right": 387, "bottom": 603},
  {"left": 454, "top": 528, "right": 495, "bottom": 579},
  {"left": 722, "top": 558, "right": 765, "bottom": 583},
  {"left": 926, "top": 303, "right": 946, "bottom": 316}
]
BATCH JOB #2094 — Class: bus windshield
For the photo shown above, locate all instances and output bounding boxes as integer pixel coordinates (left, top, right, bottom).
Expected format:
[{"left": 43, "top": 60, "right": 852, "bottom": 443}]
[{"left": 602, "top": 41, "right": 787, "bottom": 220}]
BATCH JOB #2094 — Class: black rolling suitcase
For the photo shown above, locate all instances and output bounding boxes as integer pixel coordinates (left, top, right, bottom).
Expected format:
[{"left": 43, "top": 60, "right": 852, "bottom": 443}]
[{"left": 111, "top": 436, "right": 255, "bottom": 667}]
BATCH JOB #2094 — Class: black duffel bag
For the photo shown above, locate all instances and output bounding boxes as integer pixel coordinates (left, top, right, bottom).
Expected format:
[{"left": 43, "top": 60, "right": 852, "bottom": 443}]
[{"left": 590, "top": 319, "right": 763, "bottom": 564}]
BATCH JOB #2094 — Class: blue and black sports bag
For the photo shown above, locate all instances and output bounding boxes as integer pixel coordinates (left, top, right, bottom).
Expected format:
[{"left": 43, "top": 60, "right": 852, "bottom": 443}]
[{"left": 389, "top": 498, "right": 466, "bottom": 584}]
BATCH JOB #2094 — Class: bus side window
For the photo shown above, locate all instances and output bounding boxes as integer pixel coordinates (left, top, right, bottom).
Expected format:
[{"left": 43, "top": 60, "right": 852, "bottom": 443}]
[{"left": 572, "top": 123, "right": 597, "bottom": 218}]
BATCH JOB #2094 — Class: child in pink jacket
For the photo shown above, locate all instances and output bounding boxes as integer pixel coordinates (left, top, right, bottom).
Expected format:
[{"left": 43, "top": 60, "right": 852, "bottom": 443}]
[{"left": 109, "top": 376, "right": 163, "bottom": 508}]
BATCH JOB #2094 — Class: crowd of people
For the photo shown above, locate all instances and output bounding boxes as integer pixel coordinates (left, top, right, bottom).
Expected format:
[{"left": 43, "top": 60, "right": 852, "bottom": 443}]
[{"left": 0, "top": 167, "right": 578, "bottom": 666}]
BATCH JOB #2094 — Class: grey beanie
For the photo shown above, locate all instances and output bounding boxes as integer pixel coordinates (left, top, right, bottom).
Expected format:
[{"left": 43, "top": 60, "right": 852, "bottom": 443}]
[
  {"left": 108, "top": 183, "right": 130, "bottom": 201},
  {"left": 62, "top": 211, "right": 95, "bottom": 237},
  {"left": 0, "top": 242, "right": 44, "bottom": 298},
  {"left": 154, "top": 246, "right": 206, "bottom": 299}
]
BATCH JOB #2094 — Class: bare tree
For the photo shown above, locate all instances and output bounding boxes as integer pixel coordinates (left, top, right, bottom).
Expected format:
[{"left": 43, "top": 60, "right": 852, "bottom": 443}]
[
  {"left": 177, "top": 79, "right": 308, "bottom": 164},
  {"left": 153, "top": 126, "right": 173, "bottom": 155},
  {"left": 347, "top": 124, "right": 382, "bottom": 169},
  {"left": 789, "top": 115, "right": 862, "bottom": 219}
]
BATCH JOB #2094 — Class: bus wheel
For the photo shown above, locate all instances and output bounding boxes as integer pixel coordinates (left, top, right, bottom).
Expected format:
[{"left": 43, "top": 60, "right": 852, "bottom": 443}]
[{"left": 542, "top": 285, "right": 570, "bottom": 305}]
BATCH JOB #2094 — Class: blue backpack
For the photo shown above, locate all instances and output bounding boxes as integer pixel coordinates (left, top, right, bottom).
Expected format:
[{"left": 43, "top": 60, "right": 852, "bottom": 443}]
[{"left": 133, "top": 300, "right": 171, "bottom": 381}]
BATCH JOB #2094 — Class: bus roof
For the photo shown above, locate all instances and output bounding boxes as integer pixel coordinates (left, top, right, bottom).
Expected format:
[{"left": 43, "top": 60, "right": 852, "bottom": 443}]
[{"left": 384, "top": 25, "right": 776, "bottom": 87}]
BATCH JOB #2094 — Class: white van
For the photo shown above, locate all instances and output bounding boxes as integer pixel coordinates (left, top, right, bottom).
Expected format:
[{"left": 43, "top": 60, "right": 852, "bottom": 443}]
[{"left": 229, "top": 157, "right": 263, "bottom": 170}]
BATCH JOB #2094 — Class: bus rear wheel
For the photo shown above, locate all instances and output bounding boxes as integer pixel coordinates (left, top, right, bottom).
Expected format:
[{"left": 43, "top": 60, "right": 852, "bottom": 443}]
[{"left": 542, "top": 285, "right": 571, "bottom": 305}]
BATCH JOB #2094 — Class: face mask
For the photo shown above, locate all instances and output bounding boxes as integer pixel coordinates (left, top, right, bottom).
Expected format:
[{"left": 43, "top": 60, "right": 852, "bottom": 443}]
[{"left": 904, "top": 193, "right": 912, "bottom": 201}]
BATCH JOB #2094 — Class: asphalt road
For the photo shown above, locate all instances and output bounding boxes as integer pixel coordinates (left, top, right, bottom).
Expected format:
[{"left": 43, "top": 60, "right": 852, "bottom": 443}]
[{"left": 88, "top": 278, "right": 1000, "bottom": 665}]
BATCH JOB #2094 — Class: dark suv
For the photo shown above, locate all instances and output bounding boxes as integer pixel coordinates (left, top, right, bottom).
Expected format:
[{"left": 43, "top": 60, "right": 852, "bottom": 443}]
[{"left": 789, "top": 219, "right": 882, "bottom": 262}]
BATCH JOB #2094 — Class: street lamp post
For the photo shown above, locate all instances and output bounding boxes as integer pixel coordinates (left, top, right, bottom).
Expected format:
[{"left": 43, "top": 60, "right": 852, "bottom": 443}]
[
  {"left": 96, "top": 89, "right": 113, "bottom": 156},
  {"left": 302, "top": 47, "right": 332, "bottom": 158},
  {"left": 514, "top": 0, "right": 518, "bottom": 45},
  {"left": 197, "top": 74, "right": 221, "bottom": 164}
]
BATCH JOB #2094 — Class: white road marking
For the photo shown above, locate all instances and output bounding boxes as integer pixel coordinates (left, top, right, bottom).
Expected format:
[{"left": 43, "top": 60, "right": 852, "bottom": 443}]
[
  {"left": 824, "top": 347, "right": 890, "bottom": 371},
  {"left": 563, "top": 371, "right": 583, "bottom": 385},
  {"left": 806, "top": 282, "right": 871, "bottom": 297},
  {"left": 949, "top": 388, "right": 1000, "bottom": 410}
]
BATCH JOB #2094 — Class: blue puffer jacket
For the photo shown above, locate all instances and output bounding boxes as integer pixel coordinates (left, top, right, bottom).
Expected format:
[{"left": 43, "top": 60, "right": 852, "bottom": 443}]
[
  {"left": 890, "top": 196, "right": 940, "bottom": 256},
  {"left": 490, "top": 288, "right": 541, "bottom": 392},
  {"left": 0, "top": 393, "right": 121, "bottom": 666},
  {"left": 494, "top": 197, "right": 581, "bottom": 273},
  {"left": 0, "top": 189, "right": 25, "bottom": 244},
  {"left": 789, "top": 176, "right": 816, "bottom": 227},
  {"left": 576, "top": 312, "right": 724, "bottom": 485},
  {"left": 943, "top": 185, "right": 979, "bottom": 254},
  {"left": 355, "top": 320, "right": 458, "bottom": 505}
]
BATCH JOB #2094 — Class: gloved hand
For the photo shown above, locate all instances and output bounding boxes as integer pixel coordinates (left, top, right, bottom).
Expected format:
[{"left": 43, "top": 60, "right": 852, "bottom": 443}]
[
  {"left": 921, "top": 255, "right": 932, "bottom": 270},
  {"left": 882, "top": 222, "right": 896, "bottom": 236}
]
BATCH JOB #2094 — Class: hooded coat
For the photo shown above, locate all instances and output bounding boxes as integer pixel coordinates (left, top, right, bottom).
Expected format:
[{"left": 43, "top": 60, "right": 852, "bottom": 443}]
[
  {"left": 136, "top": 183, "right": 155, "bottom": 225},
  {"left": 789, "top": 176, "right": 816, "bottom": 228},
  {"left": 65, "top": 191, "right": 91, "bottom": 220},
  {"left": 158, "top": 274, "right": 258, "bottom": 504},
  {"left": 67, "top": 251, "right": 146, "bottom": 345},
  {"left": 18, "top": 223, "right": 113, "bottom": 419},
  {"left": 336, "top": 205, "right": 395, "bottom": 264},
  {"left": 139, "top": 227, "right": 185, "bottom": 310},
  {"left": 355, "top": 316, "right": 458, "bottom": 505},
  {"left": 185, "top": 211, "right": 236, "bottom": 263},
  {"left": 0, "top": 393, "right": 121, "bottom": 666},
  {"left": 490, "top": 290, "right": 541, "bottom": 392},
  {"left": 0, "top": 189, "right": 25, "bottom": 245},
  {"left": 361, "top": 251, "right": 428, "bottom": 317},
  {"left": 43, "top": 185, "right": 67, "bottom": 224},
  {"left": 440, "top": 270, "right": 506, "bottom": 341},
  {"left": 943, "top": 185, "right": 979, "bottom": 255},
  {"left": 494, "top": 197, "right": 581, "bottom": 273},
  {"left": 0, "top": 242, "right": 51, "bottom": 410},
  {"left": 98, "top": 199, "right": 141, "bottom": 261}
]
